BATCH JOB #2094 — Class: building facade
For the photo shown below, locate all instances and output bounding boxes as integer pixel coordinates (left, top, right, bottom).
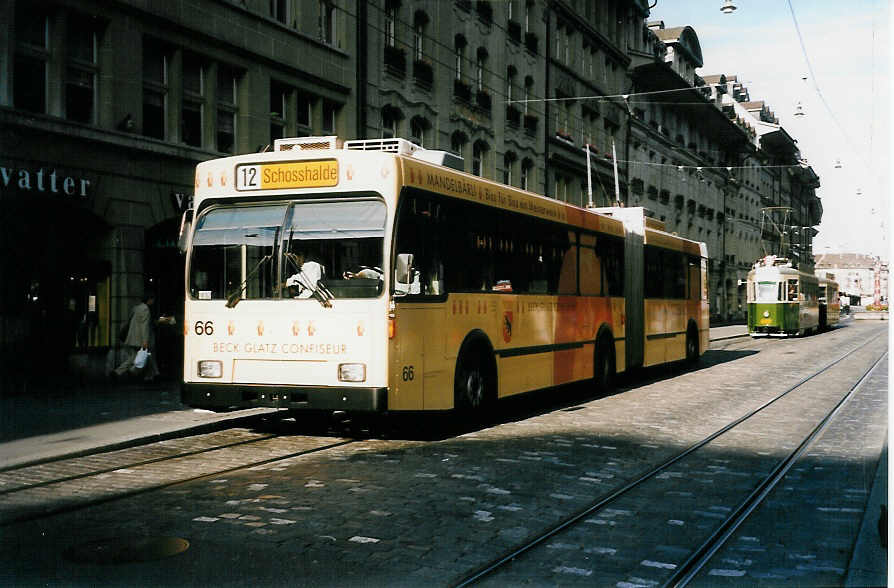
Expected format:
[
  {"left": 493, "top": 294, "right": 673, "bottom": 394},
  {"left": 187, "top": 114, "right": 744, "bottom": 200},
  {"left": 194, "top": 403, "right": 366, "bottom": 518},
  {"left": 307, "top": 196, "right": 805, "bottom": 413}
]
[
  {"left": 815, "top": 253, "right": 889, "bottom": 306},
  {"left": 0, "top": 0, "right": 358, "bottom": 384},
  {"left": 0, "top": 0, "right": 822, "bottom": 384}
]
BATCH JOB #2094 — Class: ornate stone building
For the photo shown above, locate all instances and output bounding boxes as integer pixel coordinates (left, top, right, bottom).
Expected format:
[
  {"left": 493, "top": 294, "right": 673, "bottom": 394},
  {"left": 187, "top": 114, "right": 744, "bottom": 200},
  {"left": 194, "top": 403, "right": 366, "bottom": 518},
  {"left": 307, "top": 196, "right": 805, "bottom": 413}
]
[{"left": 0, "top": 0, "right": 822, "bottom": 382}]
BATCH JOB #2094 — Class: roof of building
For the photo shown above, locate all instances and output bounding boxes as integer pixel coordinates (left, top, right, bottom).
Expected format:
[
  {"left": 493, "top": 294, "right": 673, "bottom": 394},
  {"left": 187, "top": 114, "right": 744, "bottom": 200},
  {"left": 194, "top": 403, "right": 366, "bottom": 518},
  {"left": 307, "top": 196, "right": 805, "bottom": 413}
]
[
  {"left": 814, "top": 253, "right": 883, "bottom": 268},
  {"left": 652, "top": 25, "right": 704, "bottom": 67}
]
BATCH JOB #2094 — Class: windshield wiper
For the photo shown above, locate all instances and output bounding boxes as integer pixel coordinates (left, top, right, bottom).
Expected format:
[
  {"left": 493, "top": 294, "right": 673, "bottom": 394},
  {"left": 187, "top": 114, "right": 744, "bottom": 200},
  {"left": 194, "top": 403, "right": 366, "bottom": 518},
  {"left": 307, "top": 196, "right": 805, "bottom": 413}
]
[
  {"left": 283, "top": 252, "right": 334, "bottom": 308},
  {"left": 225, "top": 253, "right": 273, "bottom": 308}
]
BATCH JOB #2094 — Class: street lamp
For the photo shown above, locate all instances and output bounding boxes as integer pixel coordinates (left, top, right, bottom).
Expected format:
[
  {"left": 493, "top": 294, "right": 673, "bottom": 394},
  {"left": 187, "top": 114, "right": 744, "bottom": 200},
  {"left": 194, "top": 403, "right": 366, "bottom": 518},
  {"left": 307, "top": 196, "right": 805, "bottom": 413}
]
[{"left": 721, "top": 0, "right": 737, "bottom": 14}]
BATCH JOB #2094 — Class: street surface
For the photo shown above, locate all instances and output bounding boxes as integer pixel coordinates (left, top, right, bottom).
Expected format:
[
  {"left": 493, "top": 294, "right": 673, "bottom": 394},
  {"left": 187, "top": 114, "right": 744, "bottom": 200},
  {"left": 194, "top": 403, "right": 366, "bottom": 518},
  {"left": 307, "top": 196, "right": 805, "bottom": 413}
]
[{"left": 0, "top": 320, "right": 886, "bottom": 586}]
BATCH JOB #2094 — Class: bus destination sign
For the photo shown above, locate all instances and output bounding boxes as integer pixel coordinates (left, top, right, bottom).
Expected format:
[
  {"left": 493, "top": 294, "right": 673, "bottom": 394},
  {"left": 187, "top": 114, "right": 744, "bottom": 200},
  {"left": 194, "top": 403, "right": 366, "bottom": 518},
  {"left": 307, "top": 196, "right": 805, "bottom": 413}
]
[{"left": 236, "top": 160, "right": 338, "bottom": 191}]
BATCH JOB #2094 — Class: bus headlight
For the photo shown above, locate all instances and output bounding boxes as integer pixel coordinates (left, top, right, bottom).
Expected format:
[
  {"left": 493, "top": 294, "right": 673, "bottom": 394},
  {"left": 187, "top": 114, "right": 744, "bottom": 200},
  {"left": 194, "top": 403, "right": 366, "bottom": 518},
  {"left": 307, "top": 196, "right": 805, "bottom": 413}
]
[
  {"left": 763, "top": 311, "right": 770, "bottom": 318},
  {"left": 338, "top": 363, "right": 366, "bottom": 382},
  {"left": 198, "top": 360, "right": 223, "bottom": 378}
]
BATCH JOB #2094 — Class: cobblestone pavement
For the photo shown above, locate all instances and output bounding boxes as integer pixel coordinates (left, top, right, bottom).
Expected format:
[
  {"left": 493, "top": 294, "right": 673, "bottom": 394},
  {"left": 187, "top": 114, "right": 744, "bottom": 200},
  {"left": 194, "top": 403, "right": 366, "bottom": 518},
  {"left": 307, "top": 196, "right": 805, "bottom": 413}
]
[{"left": 0, "top": 321, "right": 885, "bottom": 587}]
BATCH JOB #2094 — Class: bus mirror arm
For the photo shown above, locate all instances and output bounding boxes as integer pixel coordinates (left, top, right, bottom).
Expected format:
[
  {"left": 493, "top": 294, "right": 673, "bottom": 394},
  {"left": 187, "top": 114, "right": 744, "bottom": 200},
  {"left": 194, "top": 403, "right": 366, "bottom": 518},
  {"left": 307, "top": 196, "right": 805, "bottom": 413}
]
[{"left": 178, "top": 208, "right": 194, "bottom": 254}]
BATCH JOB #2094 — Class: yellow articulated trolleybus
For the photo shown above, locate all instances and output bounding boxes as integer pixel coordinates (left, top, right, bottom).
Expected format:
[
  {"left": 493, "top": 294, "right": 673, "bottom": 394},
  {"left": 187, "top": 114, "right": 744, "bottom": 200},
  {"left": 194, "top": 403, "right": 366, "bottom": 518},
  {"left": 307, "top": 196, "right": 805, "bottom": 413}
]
[
  {"left": 179, "top": 136, "right": 709, "bottom": 420},
  {"left": 746, "top": 255, "right": 820, "bottom": 337}
]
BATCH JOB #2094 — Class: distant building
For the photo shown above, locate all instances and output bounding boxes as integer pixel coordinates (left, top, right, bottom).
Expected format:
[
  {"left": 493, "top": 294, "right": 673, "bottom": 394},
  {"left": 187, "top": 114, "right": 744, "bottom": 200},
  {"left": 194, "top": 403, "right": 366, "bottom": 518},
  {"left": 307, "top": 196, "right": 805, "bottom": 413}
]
[{"left": 815, "top": 253, "right": 889, "bottom": 306}]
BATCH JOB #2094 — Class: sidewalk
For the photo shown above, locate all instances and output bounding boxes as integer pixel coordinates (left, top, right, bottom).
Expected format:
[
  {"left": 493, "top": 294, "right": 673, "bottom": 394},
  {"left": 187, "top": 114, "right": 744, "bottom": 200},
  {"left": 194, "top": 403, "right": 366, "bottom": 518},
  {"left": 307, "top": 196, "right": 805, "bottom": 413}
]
[{"left": 1, "top": 325, "right": 750, "bottom": 470}]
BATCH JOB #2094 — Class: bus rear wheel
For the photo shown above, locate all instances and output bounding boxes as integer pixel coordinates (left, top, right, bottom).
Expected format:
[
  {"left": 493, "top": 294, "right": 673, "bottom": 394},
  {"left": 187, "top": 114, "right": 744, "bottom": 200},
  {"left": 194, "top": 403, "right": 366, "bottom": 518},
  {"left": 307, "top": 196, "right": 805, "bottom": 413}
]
[
  {"left": 454, "top": 346, "right": 494, "bottom": 421},
  {"left": 686, "top": 325, "right": 699, "bottom": 363},
  {"left": 594, "top": 336, "right": 615, "bottom": 394}
]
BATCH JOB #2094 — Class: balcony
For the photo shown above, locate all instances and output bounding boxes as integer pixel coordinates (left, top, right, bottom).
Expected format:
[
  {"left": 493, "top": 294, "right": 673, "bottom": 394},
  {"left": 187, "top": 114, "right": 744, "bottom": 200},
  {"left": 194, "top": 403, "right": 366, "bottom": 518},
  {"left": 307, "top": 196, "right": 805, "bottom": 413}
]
[
  {"left": 555, "top": 129, "right": 573, "bottom": 144},
  {"left": 413, "top": 59, "right": 433, "bottom": 90},
  {"left": 454, "top": 78, "right": 472, "bottom": 103},
  {"left": 384, "top": 45, "right": 406, "bottom": 78}
]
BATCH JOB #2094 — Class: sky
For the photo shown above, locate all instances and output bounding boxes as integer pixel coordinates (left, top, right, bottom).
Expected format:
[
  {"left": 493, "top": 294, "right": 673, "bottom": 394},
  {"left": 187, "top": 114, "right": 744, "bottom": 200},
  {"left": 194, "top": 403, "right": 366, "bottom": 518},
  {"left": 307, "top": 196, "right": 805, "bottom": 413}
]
[{"left": 650, "top": 0, "right": 890, "bottom": 259}]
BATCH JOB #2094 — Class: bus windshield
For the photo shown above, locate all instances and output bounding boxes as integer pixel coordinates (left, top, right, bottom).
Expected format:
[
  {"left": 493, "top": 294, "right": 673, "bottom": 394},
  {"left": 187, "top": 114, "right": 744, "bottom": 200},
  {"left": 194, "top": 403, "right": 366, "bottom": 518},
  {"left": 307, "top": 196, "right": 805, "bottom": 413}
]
[{"left": 189, "top": 199, "right": 386, "bottom": 301}]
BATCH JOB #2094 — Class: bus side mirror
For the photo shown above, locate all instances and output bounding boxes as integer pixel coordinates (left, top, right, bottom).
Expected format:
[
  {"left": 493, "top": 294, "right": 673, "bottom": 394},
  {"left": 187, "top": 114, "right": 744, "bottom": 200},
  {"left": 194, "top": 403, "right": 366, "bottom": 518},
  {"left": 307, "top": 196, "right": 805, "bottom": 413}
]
[
  {"left": 394, "top": 253, "right": 414, "bottom": 294},
  {"left": 178, "top": 208, "right": 194, "bottom": 254}
]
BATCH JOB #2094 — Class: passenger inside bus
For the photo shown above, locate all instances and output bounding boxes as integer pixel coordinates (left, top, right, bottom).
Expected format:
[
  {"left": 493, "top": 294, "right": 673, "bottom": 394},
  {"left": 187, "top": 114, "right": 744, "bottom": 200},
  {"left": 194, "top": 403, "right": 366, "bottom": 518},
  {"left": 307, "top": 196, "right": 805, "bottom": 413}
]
[{"left": 284, "top": 251, "right": 324, "bottom": 298}]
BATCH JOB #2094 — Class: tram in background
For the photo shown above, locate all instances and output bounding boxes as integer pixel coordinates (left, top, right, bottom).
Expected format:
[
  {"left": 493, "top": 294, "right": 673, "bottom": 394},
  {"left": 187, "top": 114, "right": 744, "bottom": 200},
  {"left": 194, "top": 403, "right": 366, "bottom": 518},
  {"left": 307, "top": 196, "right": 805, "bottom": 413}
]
[
  {"left": 178, "top": 136, "right": 708, "bottom": 421},
  {"left": 746, "top": 255, "right": 819, "bottom": 337},
  {"left": 817, "top": 275, "right": 841, "bottom": 330}
]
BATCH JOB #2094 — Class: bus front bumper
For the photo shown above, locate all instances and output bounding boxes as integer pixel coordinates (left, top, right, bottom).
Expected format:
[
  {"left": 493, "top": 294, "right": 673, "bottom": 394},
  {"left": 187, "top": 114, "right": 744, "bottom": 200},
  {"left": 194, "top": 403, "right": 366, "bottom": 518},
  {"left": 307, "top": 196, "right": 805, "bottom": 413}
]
[{"left": 181, "top": 383, "right": 388, "bottom": 413}]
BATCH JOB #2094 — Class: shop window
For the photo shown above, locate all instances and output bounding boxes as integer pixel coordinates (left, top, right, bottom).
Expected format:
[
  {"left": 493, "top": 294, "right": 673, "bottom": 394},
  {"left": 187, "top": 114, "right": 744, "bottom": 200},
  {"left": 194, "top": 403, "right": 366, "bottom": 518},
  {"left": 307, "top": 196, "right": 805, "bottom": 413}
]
[{"left": 142, "top": 39, "right": 169, "bottom": 139}]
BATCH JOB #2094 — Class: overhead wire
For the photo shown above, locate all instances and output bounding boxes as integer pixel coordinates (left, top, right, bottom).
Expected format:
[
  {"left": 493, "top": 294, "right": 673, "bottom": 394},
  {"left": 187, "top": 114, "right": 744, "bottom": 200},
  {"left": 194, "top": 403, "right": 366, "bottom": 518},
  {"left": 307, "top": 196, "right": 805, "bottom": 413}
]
[{"left": 328, "top": 2, "right": 814, "bottom": 176}]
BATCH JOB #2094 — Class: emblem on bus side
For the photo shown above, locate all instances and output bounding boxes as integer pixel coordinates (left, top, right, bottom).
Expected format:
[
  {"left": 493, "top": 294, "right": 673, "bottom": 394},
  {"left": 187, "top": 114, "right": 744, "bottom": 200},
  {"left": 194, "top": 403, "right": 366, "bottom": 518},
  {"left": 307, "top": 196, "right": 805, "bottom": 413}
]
[
  {"left": 257, "top": 321, "right": 264, "bottom": 336},
  {"left": 503, "top": 311, "right": 513, "bottom": 343}
]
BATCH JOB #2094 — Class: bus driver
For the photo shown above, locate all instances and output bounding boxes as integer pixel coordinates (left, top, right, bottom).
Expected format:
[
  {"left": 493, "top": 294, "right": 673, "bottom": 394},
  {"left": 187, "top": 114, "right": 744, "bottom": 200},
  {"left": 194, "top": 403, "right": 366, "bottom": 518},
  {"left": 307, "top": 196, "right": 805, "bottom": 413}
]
[{"left": 284, "top": 251, "right": 323, "bottom": 298}]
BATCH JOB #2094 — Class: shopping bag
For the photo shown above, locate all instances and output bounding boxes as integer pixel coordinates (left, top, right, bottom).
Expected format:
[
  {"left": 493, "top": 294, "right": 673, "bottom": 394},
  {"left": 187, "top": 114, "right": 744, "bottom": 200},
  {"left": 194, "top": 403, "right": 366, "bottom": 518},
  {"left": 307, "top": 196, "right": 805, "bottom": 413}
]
[{"left": 134, "top": 348, "right": 150, "bottom": 369}]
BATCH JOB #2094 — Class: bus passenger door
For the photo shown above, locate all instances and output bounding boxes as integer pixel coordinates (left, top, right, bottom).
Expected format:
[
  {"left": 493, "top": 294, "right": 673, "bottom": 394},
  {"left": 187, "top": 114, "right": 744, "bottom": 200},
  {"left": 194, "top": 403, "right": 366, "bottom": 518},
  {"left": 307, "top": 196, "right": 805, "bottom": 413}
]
[{"left": 391, "top": 303, "right": 425, "bottom": 410}]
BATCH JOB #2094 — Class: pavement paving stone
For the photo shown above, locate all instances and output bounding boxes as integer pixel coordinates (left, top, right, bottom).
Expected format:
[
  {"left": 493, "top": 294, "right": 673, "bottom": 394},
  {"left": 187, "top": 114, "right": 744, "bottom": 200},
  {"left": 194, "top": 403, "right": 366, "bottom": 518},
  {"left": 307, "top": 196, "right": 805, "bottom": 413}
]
[{"left": 0, "top": 321, "right": 886, "bottom": 587}]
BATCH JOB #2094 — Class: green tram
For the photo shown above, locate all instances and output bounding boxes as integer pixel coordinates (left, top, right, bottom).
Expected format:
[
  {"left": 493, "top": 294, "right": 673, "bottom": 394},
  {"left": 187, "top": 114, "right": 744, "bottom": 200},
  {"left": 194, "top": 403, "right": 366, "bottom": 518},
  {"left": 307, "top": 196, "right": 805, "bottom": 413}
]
[
  {"left": 817, "top": 275, "right": 841, "bottom": 330},
  {"left": 747, "top": 256, "right": 819, "bottom": 337}
]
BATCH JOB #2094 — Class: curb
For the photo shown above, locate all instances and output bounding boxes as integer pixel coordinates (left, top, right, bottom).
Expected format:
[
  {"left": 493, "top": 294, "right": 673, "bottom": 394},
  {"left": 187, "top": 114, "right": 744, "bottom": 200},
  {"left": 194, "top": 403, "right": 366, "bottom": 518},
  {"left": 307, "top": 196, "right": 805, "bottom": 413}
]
[
  {"left": 844, "top": 439, "right": 888, "bottom": 587},
  {"left": 0, "top": 409, "right": 278, "bottom": 472}
]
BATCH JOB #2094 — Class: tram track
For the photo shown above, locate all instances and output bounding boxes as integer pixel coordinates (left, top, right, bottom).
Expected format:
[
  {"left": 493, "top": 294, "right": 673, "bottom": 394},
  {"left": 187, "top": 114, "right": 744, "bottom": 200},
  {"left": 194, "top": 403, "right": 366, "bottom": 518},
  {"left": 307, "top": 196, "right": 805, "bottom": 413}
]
[
  {"left": 452, "top": 327, "right": 888, "bottom": 587},
  {"left": 0, "top": 428, "right": 358, "bottom": 526}
]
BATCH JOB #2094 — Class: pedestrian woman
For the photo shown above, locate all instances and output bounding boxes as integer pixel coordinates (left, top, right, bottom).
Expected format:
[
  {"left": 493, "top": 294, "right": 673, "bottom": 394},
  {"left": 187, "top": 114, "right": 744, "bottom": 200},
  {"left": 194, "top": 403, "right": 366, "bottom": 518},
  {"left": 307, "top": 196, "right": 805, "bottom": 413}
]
[{"left": 113, "top": 292, "right": 160, "bottom": 382}]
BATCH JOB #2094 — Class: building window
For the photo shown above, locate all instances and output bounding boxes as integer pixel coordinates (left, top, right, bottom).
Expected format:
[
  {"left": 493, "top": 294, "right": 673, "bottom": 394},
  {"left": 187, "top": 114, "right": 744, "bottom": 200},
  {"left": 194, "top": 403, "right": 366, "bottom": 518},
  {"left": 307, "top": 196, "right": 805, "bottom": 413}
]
[
  {"left": 454, "top": 35, "right": 466, "bottom": 80},
  {"left": 296, "top": 93, "right": 312, "bottom": 129},
  {"left": 472, "top": 140, "right": 488, "bottom": 177},
  {"left": 410, "top": 116, "right": 429, "bottom": 147},
  {"left": 521, "top": 158, "right": 533, "bottom": 191},
  {"left": 320, "top": 1, "right": 336, "bottom": 45},
  {"left": 451, "top": 131, "right": 468, "bottom": 167},
  {"left": 270, "top": 81, "right": 289, "bottom": 142},
  {"left": 524, "top": 76, "right": 533, "bottom": 114},
  {"left": 413, "top": 11, "right": 428, "bottom": 61},
  {"left": 14, "top": 6, "right": 49, "bottom": 114},
  {"left": 65, "top": 14, "right": 99, "bottom": 124},
  {"left": 385, "top": 0, "right": 399, "bottom": 47},
  {"left": 142, "top": 40, "right": 168, "bottom": 139},
  {"left": 322, "top": 101, "right": 338, "bottom": 134},
  {"left": 476, "top": 47, "right": 487, "bottom": 92},
  {"left": 271, "top": 0, "right": 288, "bottom": 25},
  {"left": 181, "top": 54, "right": 205, "bottom": 147},
  {"left": 382, "top": 105, "right": 402, "bottom": 139},
  {"left": 503, "top": 151, "right": 517, "bottom": 186},
  {"left": 216, "top": 67, "right": 238, "bottom": 153}
]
